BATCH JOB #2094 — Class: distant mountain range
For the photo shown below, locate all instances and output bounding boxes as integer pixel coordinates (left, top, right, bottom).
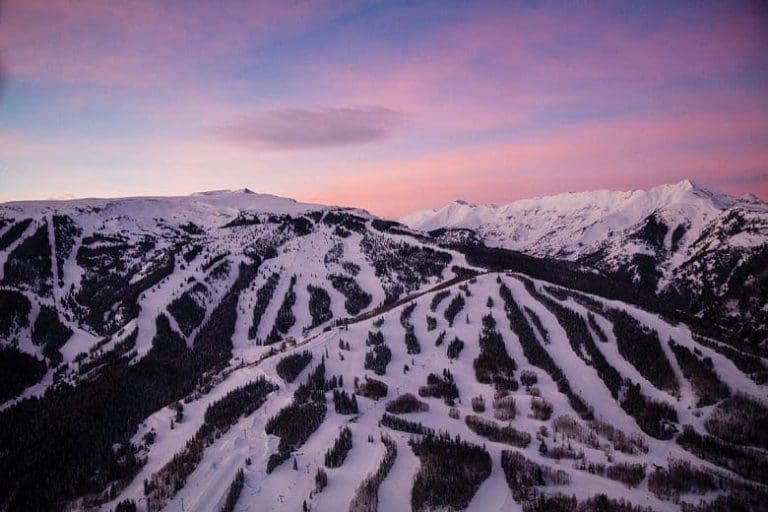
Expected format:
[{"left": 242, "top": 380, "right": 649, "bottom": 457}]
[{"left": 402, "top": 180, "right": 768, "bottom": 350}]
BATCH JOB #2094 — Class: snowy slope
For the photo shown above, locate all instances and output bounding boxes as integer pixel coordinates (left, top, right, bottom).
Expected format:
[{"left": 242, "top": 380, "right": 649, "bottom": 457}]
[
  {"left": 99, "top": 272, "right": 768, "bottom": 512},
  {"left": 0, "top": 189, "right": 473, "bottom": 402},
  {"left": 401, "top": 180, "right": 768, "bottom": 348},
  {"left": 1, "top": 189, "right": 767, "bottom": 512},
  {"left": 401, "top": 180, "right": 765, "bottom": 260}
]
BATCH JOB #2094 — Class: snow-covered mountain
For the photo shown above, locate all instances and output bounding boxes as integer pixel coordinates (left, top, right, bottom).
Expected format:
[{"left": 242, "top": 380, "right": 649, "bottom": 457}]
[
  {"left": 0, "top": 188, "right": 767, "bottom": 512},
  {"left": 402, "top": 180, "right": 768, "bottom": 349}
]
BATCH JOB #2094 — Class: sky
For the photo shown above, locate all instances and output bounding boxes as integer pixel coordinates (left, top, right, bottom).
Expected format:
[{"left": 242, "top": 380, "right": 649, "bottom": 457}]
[{"left": 0, "top": 0, "right": 767, "bottom": 217}]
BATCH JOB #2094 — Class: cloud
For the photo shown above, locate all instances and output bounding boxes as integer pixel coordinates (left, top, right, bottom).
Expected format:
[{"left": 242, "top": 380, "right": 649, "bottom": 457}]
[{"left": 217, "top": 106, "right": 403, "bottom": 150}]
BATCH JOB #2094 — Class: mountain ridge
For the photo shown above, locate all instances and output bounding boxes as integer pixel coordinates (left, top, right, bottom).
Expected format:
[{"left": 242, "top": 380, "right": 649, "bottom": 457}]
[{"left": 401, "top": 179, "right": 768, "bottom": 351}]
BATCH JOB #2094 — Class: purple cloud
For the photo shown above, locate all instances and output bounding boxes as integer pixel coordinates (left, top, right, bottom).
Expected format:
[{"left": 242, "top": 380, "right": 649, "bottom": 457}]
[{"left": 218, "top": 106, "right": 403, "bottom": 150}]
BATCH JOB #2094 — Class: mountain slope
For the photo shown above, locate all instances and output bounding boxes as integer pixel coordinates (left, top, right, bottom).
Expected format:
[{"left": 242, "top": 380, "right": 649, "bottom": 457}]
[
  {"left": 401, "top": 180, "right": 768, "bottom": 351},
  {"left": 0, "top": 190, "right": 766, "bottom": 512}
]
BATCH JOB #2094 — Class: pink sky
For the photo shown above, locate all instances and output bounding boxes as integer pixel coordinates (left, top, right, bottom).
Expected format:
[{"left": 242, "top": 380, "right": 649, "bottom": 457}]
[{"left": 0, "top": 1, "right": 766, "bottom": 216}]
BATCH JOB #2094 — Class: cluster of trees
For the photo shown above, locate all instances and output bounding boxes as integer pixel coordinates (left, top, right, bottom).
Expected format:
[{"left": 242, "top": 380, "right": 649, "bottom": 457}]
[
  {"left": 329, "top": 274, "right": 371, "bottom": 315},
  {"left": 520, "top": 493, "right": 654, "bottom": 512},
  {"left": 620, "top": 382, "right": 678, "bottom": 440},
  {"left": 265, "top": 401, "right": 327, "bottom": 473},
  {"left": 434, "top": 330, "right": 446, "bottom": 347},
  {"left": 500, "top": 281, "right": 593, "bottom": 421},
  {"left": 530, "top": 397, "right": 553, "bottom": 421},
  {"left": 276, "top": 350, "right": 312, "bottom": 383},
  {"left": 589, "top": 419, "right": 648, "bottom": 455},
  {"left": 551, "top": 415, "right": 601, "bottom": 450},
  {"left": 208, "top": 259, "right": 231, "bottom": 281},
  {"left": 0, "top": 289, "right": 30, "bottom": 340},
  {"left": 404, "top": 326, "right": 421, "bottom": 355},
  {"left": 647, "top": 459, "right": 722, "bottom": 501},
  {"left": 293, "top": 358, "right": 333, "bottom": 403},
  {"left": 247, "top": 272, "right": 279, "bottom": 340},
  {"left": 608, "top": 309, "right": 680, "bottom": 395},
  {"left": 364, "top": 343, "right": 392, "bottom": 376},
  {"left": 524, "top": 306, "right": 550, "bottom": 344},
  {"left": 669, "top": 340, "right": 730, "bottom": 407},
  {"left": 465, "top": 414, "right": 531, "bottom": 447},
  {"left": 471, "top": 395, "right": 486, "bottom": 413},
  {"left": 266, "top": 359, "right": 329, "bottom": 472},
  {"left": 430, "top": 290, "right": 450, "bottom": 312},
  {"left": 447, "top": 337, "right": 464, "bottom": 359},
  {"left": 705, "top": 393, "right": 768, "bottom": 450},
  {"left": 322, "top": 211, "right": 367, "bottom": 234},
  {"left": 167, "top": 288, "right": 206, "bottom": 337},
  {"left": 323, "top": 242, "right": 343, "bottom": 265},
  {"left": 540, "top": 442, "right": 585, "bottom": 461},
  {"left": 649, "top": 458, "right": 768, "bottom": 510},
  {"left": 314, "top": 467, "right": 328, "bottom": 493},
  {"left": 2, "top": 222, "right": 53, "bottom": 296},
  {"left": 52, "top": 214, "right": 80, "bottom": 286},
  {"left": 77, "top": 329, "right": 138, "bottom": 377},
  {"left": 144, "top": 377, "right": 277, "bottom": 510},
  {"left": 677, "top": 425, "right": 768, "bottom": 485},
  {"left": 381, "top": 413, "right": 434, "bottom": 435},
  {"left": 274, "top": 275, "right": 297, "bottom": 334},
  {"left": 324, "top": 426, "right": 353, "bottom": 468},
  {"left": 367, "top": 330, "right": 384, "bottom": 346},
  {"left": 332, "top": 389, "right": 359, "bottom": 414},
  {"left": 680, "top": 490, "right": 768, "bottom": 512},
  {"left": 492, "top": 392, "right": 516, "bottom": 421},
  {"left": 605, "top": 462, "right": 646, "bottom": 488},
  {"left": 75, "top": 236, "right": 175, "bottom": 335},
  {"left": 520, "top": 370, "right": 538, "bottom": 387},
  {"left": 426, "top": 315, "right": 437, "bottom": 331},
  {"left": 201, "top": 252, "right": 228, "bottom": 273},
  {"left": 114, "top": 499, "right": 137, "bottom": 512},
  {"left": 203, "top": 378, "right": 278, "bottom": 432},
  {"left": 0, "top": 218, "right": 32, "bottom": 252},
  {"left": 474, "top": 313, "right": 518, "bottom": 390},
  {"left": 399, "top": 302, "right": 421, "bottom": 355},
  {"left": 418, "top": 369, "right": 459, "bottom": 405},
  {"left": 193, "top": 261, "right": 260, "bottom": 375},
  {"left": 0, "top": 346, "right": 47, "bottom": 403},
  {"left": 400, "top": 302, "right": 417, "bottom": 325},
  {"left": 307, "top": 284, "right": 333, "bottom": 327},
  {"left": 444, "top": 294, "right": 466, "bottom": 326},
  {"left": 587, "top": 312, "right": 608, "bottom": 342},
  {"left": 409, "top": 432, "right": 491, "bottom": 511},
  {"left": 360, "top": 232, "right": 451, "bottom": 303},
  {"left": 501, "top": 450, "right": 570, "bottom": 502},
  {"left": 348, "top": 435, "right": 397, "bottom": 512},
  {"left": 386, "top": 393, "right": 429, "bottom": 414},
  {"left": 356, "top": 376, "right": 388, "bottom": 400},
  {"left": 220, "top": 468, "right": 245, "bottom": 512}
]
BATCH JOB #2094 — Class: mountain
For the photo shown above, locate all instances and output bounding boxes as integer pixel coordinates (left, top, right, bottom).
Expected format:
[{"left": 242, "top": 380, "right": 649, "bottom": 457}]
[
  {"left": 0, "top": 189, "right": 767, "bottom": 512},
  {"left": 402, "top": 180, "right": 768, "bottom": 351}
]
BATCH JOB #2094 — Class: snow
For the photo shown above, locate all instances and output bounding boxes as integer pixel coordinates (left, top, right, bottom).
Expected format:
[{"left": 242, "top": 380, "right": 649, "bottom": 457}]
[
  {"left": 0, "top": 187, "right": 765, "bottom": 512},
  {"left": 93, "top": 272, "right": 768, "bottom": 511},
  {"left": 400, "top": 180, "right": 768, "bottom": 291}
]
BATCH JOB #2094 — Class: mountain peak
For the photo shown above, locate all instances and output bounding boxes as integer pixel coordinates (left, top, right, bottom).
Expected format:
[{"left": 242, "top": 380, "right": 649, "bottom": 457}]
[{"left": 190, "top": 187, "right": 255, "bottom": 196}]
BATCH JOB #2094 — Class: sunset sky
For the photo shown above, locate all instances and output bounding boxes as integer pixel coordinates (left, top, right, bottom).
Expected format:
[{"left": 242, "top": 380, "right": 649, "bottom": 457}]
[{"left": 1, "top": 0, "right": 767, "bottom": 216}]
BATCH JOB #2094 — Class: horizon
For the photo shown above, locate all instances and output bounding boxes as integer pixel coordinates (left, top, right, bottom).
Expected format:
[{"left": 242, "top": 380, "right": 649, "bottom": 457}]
[
  {"left": 0, "top": 177, "right": 761, "bottom": 220},
  {"left": 1, "top": 1, "right": 767, "bottom": 216}
]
